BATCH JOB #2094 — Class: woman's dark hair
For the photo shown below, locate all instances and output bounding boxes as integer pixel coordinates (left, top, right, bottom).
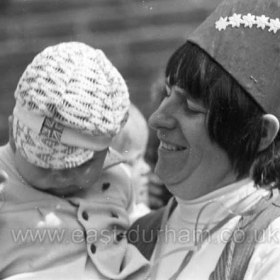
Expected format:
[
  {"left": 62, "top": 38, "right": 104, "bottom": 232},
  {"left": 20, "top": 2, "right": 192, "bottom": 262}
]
[{"left": 165, "top": 41, "right": 280, "bottom": 189}]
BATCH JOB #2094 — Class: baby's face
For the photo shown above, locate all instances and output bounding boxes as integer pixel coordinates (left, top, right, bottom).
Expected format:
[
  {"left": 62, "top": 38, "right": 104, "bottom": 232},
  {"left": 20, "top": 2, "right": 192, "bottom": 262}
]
[{"left": 14, "top": 149, "right": 107, "bottom": 196}]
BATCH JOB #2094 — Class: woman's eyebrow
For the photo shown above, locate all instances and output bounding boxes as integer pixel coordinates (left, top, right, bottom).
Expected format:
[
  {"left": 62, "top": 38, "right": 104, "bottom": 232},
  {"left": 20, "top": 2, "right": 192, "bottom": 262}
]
[{"left": 172, "top": 86, "right": 208, "bottom": 112}]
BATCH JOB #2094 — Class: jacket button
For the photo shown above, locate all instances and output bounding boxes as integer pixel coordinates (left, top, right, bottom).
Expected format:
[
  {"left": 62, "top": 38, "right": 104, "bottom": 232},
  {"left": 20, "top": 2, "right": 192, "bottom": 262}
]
[
  {"left": 90, "top": 243, "right": 96, "bottom": 254},
  {"left": 111, "top": 212, "right": 119, "bottom": 218},
  {"left": 116, "top": 232, "right": 125, "bottom": 242},
  {"left": 102, "top": 182, "right": 111, "bottom": 191},
  {"left": 82, "top": 211, "right": 89, "bottom": 221}
]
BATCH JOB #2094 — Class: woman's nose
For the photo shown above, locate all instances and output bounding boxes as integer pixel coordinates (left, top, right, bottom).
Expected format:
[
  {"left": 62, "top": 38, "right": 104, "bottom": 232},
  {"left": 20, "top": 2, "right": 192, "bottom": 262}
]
[{"left": 148, "top": 99, "right": 176, "bottom": 131}]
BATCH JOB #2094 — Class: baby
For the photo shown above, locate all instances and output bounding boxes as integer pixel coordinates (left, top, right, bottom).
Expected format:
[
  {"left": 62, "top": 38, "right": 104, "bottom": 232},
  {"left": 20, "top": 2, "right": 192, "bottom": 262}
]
[{"left": 0, "top": 42, "right": 148, "bottom": 279}]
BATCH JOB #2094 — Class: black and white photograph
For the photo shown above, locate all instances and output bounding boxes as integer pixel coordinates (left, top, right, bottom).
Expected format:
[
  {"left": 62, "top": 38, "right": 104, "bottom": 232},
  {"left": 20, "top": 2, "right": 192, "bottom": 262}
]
[{"left": 0, "top": 0, "right": 280, "bottom": 279}]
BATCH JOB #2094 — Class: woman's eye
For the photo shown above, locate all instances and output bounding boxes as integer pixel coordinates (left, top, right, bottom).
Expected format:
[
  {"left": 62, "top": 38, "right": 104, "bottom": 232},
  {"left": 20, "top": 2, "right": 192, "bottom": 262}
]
[
  {"left": 184, "top": 103, "right": 199, "bottom": 114},
  {"left": 184, "top": 100, "right": 207, "bottom": 115}
]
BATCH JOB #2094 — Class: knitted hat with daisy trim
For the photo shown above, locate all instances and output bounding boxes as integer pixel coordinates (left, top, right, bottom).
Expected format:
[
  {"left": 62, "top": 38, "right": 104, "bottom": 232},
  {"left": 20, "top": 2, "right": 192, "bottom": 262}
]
[
  {"left": 188, "top": 0, "right": 280, "bottom": 118},
  {"left": 13, "top": 42, "right": 130, "bottom": 169}
]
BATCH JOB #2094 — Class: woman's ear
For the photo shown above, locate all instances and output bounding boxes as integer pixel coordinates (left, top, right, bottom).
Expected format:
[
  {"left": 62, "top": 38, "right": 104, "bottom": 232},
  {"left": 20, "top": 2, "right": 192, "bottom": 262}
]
[
  {"left": 8, "top": 115, "right": 16, "bottom": 153},
  {"left": 258, "top": 114, "right": 279, "bottom": 152}
]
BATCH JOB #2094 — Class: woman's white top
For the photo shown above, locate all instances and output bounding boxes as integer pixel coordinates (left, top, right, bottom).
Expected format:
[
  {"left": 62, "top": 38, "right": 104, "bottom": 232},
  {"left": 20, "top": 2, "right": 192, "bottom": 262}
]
[{"left": 151, "top": 178, "right": 280, "bottom": 280}]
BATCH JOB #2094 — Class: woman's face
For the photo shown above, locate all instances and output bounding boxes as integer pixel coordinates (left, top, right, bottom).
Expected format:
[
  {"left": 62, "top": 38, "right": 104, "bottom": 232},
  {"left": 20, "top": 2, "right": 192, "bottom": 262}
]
[{"left": 149, "top": 84, "right": 237, "bottom": 200}]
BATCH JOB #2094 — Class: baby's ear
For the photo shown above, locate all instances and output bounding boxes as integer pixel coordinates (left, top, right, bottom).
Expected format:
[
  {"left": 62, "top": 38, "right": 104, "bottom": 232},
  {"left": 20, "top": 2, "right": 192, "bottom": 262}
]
[
  {"left": 258, "top": 114, "right": 279, "bottom": 152},
  {"left": 8, "top": 115, "right": 16, "bottom": 153}
]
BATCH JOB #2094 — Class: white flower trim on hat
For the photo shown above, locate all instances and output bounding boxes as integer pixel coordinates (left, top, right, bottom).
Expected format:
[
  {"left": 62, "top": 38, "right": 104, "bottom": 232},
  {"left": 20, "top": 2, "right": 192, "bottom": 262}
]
[{"left": 215, "top": 13, "right": 280, "bottom": 34}]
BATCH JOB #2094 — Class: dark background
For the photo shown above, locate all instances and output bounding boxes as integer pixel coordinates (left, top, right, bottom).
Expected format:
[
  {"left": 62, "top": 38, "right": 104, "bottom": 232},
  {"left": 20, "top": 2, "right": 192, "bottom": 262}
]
[{"left": 0, "top": 0, "right": 221, "bottom": 164}]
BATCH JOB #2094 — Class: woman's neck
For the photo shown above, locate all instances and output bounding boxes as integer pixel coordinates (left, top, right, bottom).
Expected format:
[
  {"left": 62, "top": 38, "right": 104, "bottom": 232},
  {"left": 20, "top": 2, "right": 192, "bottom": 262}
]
[
  {"left": 167, "top": 167, "right": 239, "bottom": 201},
  {"left": 174, "top": 177, "right": 262, "bottom": 225}
]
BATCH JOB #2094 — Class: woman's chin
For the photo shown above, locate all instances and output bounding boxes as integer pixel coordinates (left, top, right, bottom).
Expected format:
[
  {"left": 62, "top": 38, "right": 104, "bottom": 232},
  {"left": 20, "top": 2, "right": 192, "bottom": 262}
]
[{"left": 155, "top": 162, "right": 183, "bottom": 186}]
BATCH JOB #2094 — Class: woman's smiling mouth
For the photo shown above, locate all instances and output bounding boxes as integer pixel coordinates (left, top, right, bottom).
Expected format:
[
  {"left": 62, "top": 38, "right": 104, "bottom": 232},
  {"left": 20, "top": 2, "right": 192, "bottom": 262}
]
[{"left": 160, "top": 141, "right": 187, "bottom": 151}]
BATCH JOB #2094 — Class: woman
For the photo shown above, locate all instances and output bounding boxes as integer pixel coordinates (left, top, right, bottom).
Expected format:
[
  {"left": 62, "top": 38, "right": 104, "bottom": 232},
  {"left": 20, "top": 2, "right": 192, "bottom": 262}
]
[{"left": 128, "top": 0, "right": 280, "bottom": 279}]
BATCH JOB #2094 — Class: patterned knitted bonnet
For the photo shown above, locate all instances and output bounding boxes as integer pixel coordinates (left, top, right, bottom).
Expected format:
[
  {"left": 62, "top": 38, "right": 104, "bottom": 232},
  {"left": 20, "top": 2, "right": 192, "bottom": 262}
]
[{"left": 13, "top": 42, "right": 130, "bottom": 169}]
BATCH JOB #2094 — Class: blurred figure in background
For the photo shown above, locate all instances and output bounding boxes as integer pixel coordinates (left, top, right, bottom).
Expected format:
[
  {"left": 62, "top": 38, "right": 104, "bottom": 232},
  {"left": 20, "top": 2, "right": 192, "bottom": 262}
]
[
  {"left": 0, "top": 170, "right": 8, "bottom": 210},
  {"left": 0, "top": 169, "right": 8, "bottom": 190},
  {"left": 112, "top": 103, "right": 151, "bottom": 221},
  {"left": 0, "top": 169, "right": 8, "bottom": 184}
]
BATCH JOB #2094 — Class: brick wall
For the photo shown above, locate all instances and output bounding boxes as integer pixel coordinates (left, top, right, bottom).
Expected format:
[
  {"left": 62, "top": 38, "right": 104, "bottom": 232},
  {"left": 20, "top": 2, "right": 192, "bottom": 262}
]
[{"left": 0, "top": 0, "right": 221, "bottom": 152}]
